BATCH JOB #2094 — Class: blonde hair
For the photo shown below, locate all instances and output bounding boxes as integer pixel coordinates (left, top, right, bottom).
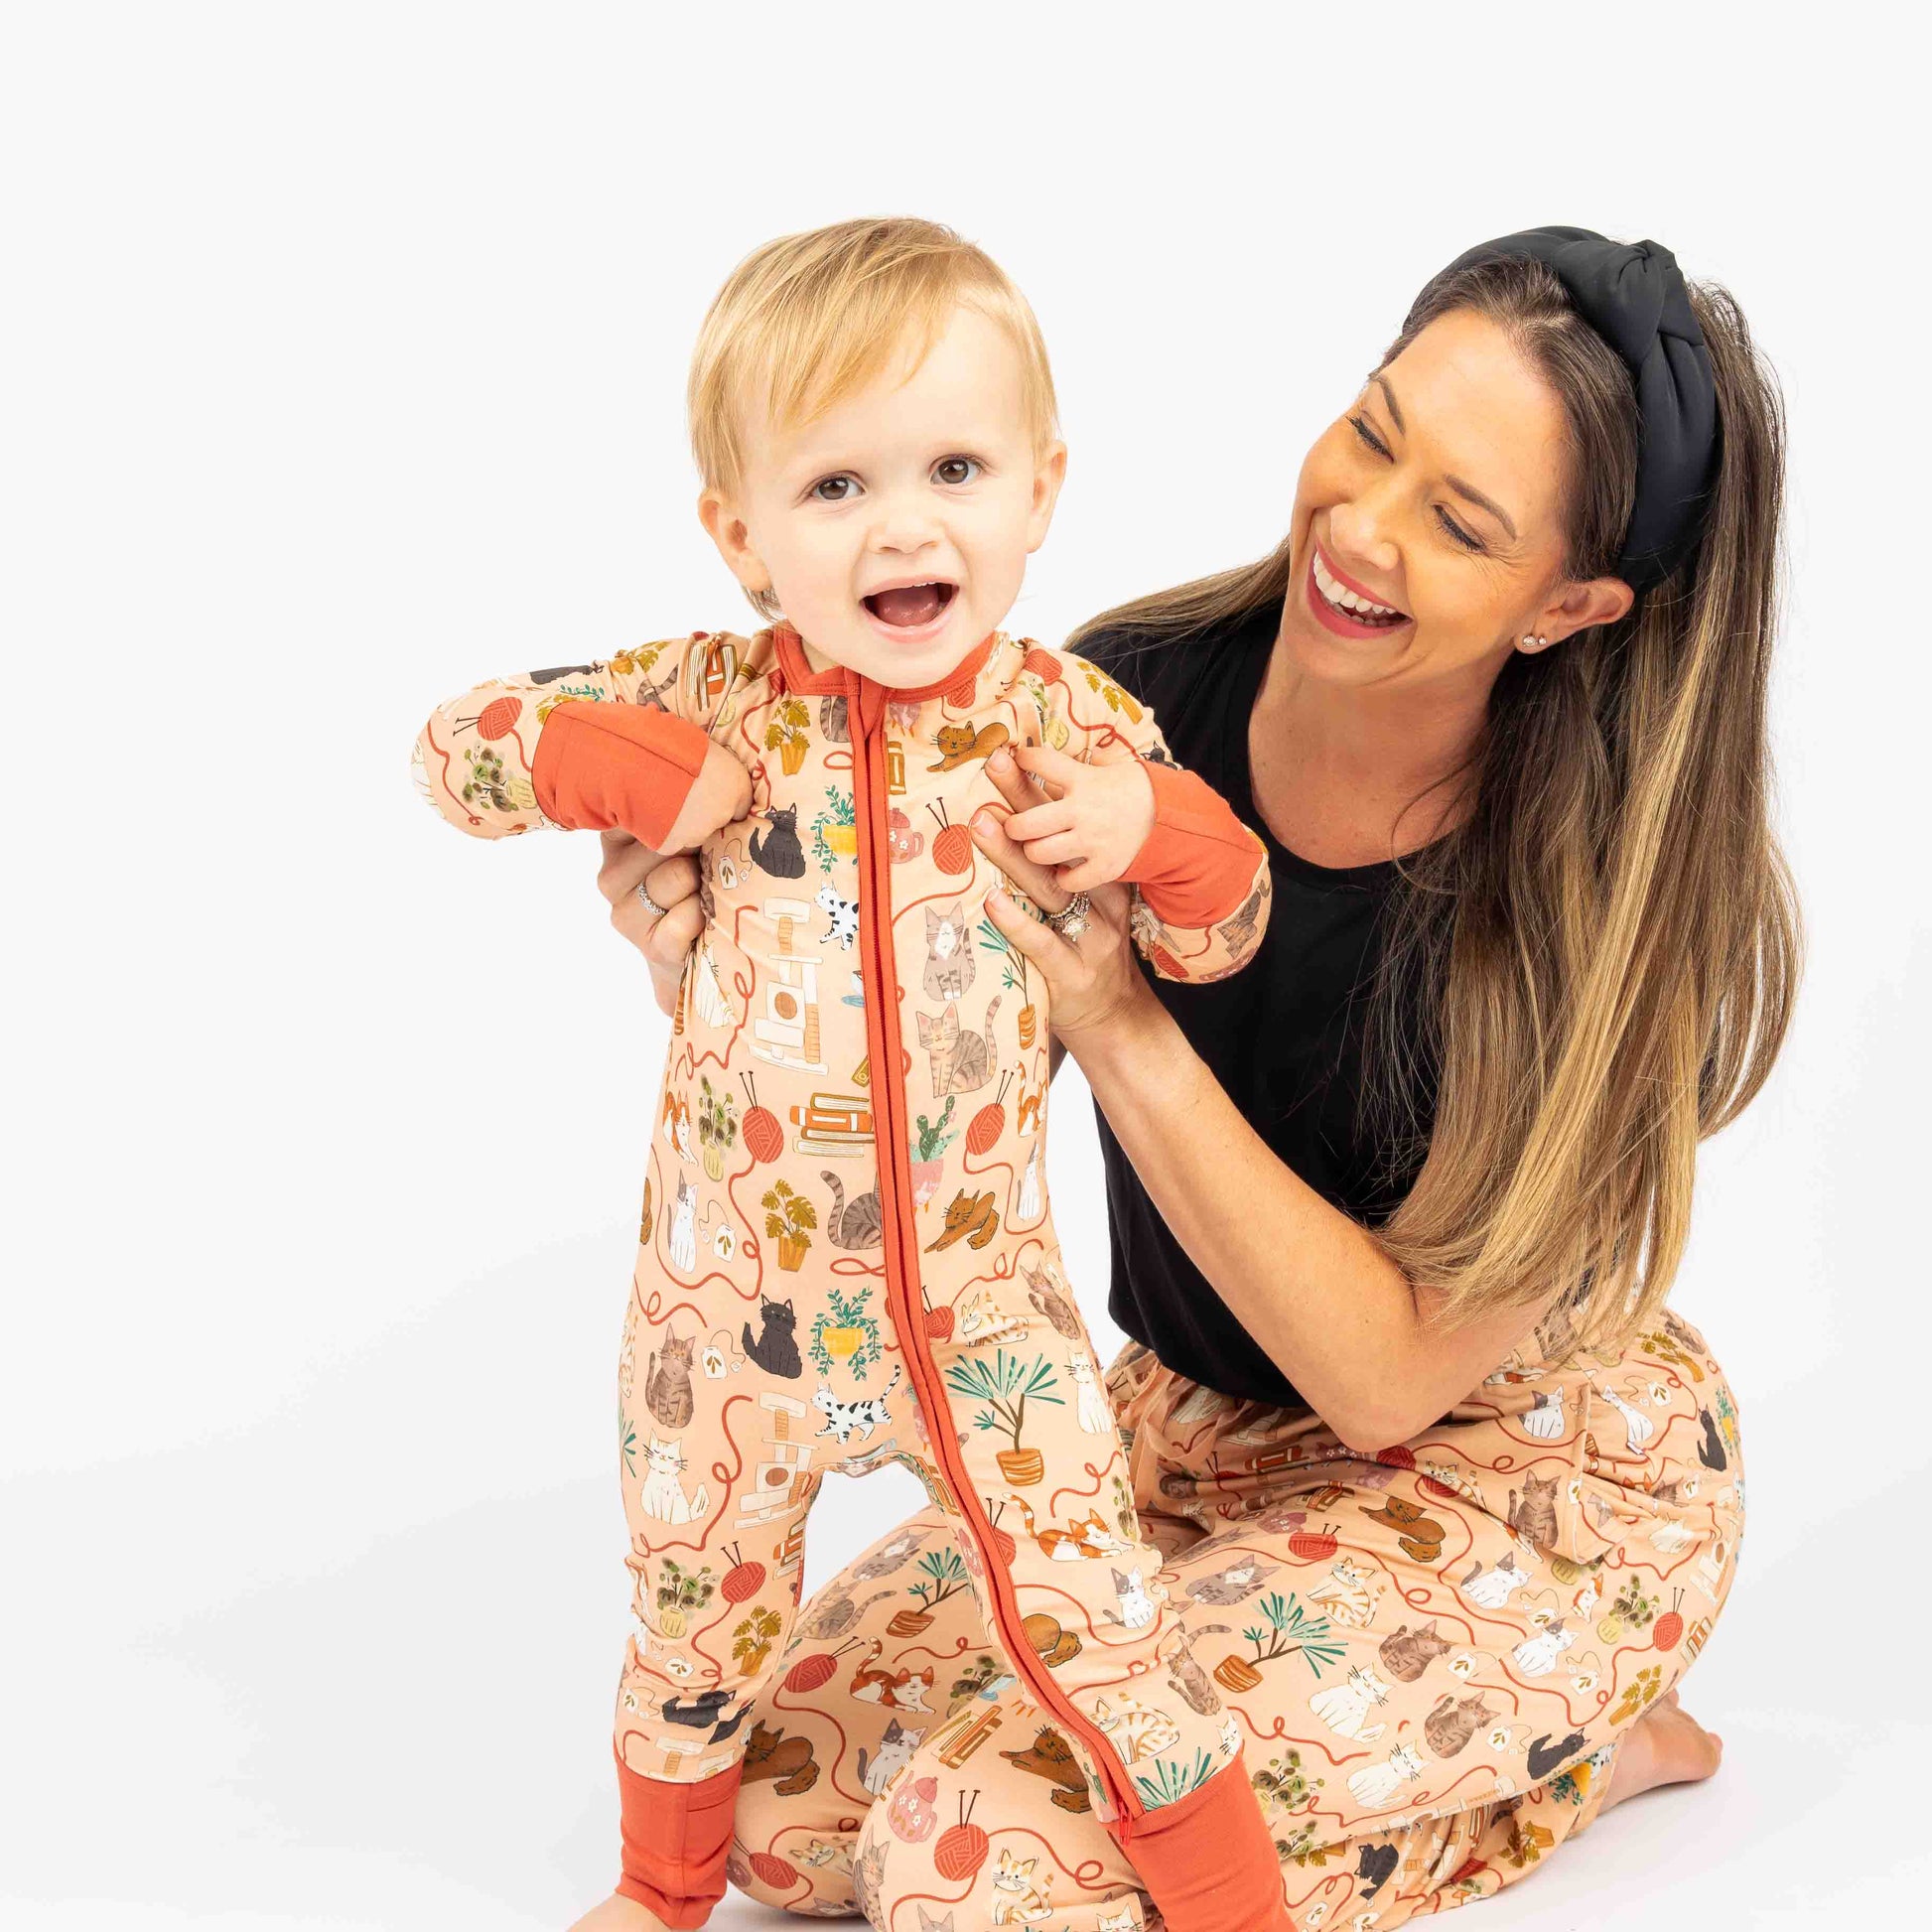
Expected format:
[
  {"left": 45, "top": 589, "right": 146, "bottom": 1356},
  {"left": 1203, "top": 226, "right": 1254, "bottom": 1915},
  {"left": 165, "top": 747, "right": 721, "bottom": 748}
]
[
  {"left": 1071, "top": 257, "right": 1802, "bottom": 1353},
  {"left": 689, "top": 217, "right": 1058, "bottom": 621}
]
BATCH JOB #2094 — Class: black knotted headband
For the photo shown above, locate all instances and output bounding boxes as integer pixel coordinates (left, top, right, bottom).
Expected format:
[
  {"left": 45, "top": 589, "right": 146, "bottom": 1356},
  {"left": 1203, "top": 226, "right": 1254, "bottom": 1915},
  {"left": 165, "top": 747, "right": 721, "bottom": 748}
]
[{"left": 1437, "top": 225, "right": 1720, "bottom": 595}]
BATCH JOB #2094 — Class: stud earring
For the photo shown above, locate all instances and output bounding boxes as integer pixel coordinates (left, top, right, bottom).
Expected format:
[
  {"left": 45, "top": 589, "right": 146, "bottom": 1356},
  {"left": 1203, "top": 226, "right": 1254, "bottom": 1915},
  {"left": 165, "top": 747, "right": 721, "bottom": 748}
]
[{"left": 1521, "top": 633, "right": 1550, "bottom": 650}]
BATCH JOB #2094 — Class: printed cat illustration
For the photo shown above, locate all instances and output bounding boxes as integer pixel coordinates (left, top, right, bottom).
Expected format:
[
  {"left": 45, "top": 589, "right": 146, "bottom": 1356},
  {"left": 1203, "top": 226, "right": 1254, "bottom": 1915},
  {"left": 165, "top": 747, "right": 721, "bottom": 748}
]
[
  {"left": 813, "top": 1364, "right": 902, "bottom": 1445},
  {"left": 1109, "top": 1567, "right": 1157, "bottom": 1630},
  {"left": 852, "top": 1836, "right": 887, "bottom": 1923},
  {"left": 989, "top": 1848, "right": 1053, "bottom": 1925},
  {"left": 1016, "top": 1137, "right": 1042, "bottom": 1219},
  {"left": 1092, "top": 1693, "right": 1181, "bottom": 1763},
  {"left": 856, "top": 1716, "right": 925, "bottom": 1796},
  {"left": 818, "top": 693, "right": 850, "bottom": 743},
  {"left": 927, "top": 720, "right": 1011, "bottom": 773},
  {"left": 1347, "top": 1742, "right": 1428, "bottom": 1813},
  {"left": 666, "top": 1174, "right": 698, "bottom": 1274},
  {"left": 1095, "top": 1908, "right": 1138, "bottom": 1932},
  {"left": 999, "top": 1724, "right": 1093, "bottom": 1813},
  {"left": 749, "top": 802, "right": 806, "bottom": 878},
  {"left": 1512, "top": 1617, "right": 1577, "bottom": 1677},
  {"left": 1523, "top": 1385, "right": 1567, "bottom": 1440},
  {"left": 1021, "top": 1258, "right": 1082, "bottom": 1340},
  {"left": 1357, "top": 1841, "right": 1401, "bottom": 1901},
  {"left": 795, "top": 1584, "right": 896, "bottom": 1641},
  {"left": 1425, "top": 1692, "right": 1497, "bottom": 1758},
  {"left": 637, "top": 1433, "right": 710, "bottom": 1523},
  {"left": 822, "top": 1169, "right": 883, "bottom": 1249},
  {"left": 1309, "top": 1664, "right": 1393, "bottom": 1742},
  {"left": 1697, "top": 1406, "right": 1728, "bottom": 1470},
  {"left": 1360, "top": 1495, "right": 1446, "bottom": 1563},
  {"left": 799, "top": 1839, "right": 853, "bottom": 1874},
  {"left": 741, "top": 1720, "right": 820, "bottom": 1794},
  {"left": 644, "top": 1331, "right": 698, "bottom": 1430},
  {"left": 1068, "top": 1350, "right": 1114, "bottom": 1435},
  {"left": 1216, "top": 884, "right": 1265, "bottom": 953},
  {"left": 1460, "top": 1550, "right": 1531, "bottom": 1609},
  {"left": 915, "top": 997, "right": 1001, "bottom": 1095},
  {"left": 1163, "top": 1630, "right": 1223, "bottom": 1716},
  {"left": 851, "top": 1524, "right": 926, "bottom": 1582},
  {"left": 849, "top": 1639, "right": 934, "bottom": 1713},
  {"left": 916, "top": 1911, "right": 956, "bottom": 1932},
  {"left": 1377, "top": 1620, "right": 1450, "bottom": 1683},
  {"left": 1525, "top": 1728, "right": 1588, "bottom": 1779},
  {"left": 956, "top": 1285, "right": 1029, "bottom": 1347},
  {"left": 1305, "top": 1556, "right": 1382, "bottom": 1628},
  {"left": 1507, "top": 1470, "right": 1562, "bottom": 1547},
  {"left": 1187, "top": 1558, "right": 1280, "bottom": 1607},
  {"left": 813, "top": 884, "right": 860, "bottom": 951},
  {"left": 922, "top": 900, "right": 976, "bottom": 1001},
  {"left": 922, "top": 1187, "right": 1000, "bottom": 1251},
  {"left": 1016, "top": 1501, "right": 1125, "bottom": 1562},
  {"left": 742, "top": 1295, "right": 802, "bottom": 1378}
]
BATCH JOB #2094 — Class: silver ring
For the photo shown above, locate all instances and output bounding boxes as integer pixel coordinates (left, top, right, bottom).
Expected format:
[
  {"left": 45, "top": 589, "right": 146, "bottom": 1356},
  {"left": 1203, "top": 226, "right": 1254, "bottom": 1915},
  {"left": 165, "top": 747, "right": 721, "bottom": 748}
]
[
  {"left": 1044, "top": 890, "right": 1092, "bottom": 941},
  {"left": 634, "top": 880, "right": 668, "bottom": 919}
]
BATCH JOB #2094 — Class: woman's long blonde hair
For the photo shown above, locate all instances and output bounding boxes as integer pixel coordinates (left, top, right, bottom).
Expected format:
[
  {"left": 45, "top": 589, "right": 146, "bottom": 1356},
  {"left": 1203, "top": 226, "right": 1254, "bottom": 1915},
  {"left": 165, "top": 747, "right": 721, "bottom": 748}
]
[{"left": 1070, "top": 256, "right": 1802, "bottom": 1349}]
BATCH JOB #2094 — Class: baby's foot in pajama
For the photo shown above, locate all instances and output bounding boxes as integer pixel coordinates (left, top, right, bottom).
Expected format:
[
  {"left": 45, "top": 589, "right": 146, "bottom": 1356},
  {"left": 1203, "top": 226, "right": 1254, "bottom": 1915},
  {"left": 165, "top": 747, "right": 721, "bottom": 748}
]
[{"left": 566, "top": 1893, "right": 668, "bottom": 1932}]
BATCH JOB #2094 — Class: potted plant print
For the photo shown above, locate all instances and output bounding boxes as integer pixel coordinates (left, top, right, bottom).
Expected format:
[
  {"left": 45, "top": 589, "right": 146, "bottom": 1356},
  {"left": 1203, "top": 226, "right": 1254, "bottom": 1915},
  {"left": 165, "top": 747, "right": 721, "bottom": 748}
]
[
  {"left": 761, "top": 1178, "right": 817, "bottom": 1272},
  {"left": 697, "top": 1075, "right": 739, "bottom": 1181},
  {"left": 654, "top": 1559, "right": 717, "bottom": 1639},
  {"left": 809, "top": 1284, "right": 883, "bottom": 1379},
  {"left": 942, "top": 1349, "right": 1063, "bottom": 1487},
  {"left": 764, "top": 695, "right": 812, "bottom": 775},
  {"left": 909, "top": 1095, "right": 957, "bottom": 1208},
  {"left": 1213, "top": 1591, "right": 1343, "bottom": 1692},
  {"left": 891, "top": 1546, "right": 971, "bottom": 1637},
  {"left": 978, "top": 914, "right": 1035, "bottom": 1048},
  {"left": 732, "top": 1605, "right": 783, "bottom": 1677},
  {"left": 810, "top": 787, "right": 858, "bottom": 869}
]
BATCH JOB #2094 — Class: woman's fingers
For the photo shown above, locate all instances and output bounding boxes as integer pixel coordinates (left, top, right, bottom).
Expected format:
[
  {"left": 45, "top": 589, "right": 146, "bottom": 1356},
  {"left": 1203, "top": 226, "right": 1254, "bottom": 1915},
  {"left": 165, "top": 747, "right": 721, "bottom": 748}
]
[
  {"left": 985, "top": 744, "right": 1059, "bottom": 810},
  {"left": 969, "top": 804, "right": 1070, "bottom": 910},
  {"left": 982, "top": 880, "right": 1081, "bottom": 975}
]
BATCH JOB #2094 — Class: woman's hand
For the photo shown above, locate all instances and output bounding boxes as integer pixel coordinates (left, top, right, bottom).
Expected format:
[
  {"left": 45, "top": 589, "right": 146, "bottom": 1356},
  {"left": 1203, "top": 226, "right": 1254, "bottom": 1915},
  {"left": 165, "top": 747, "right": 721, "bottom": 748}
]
[
  {"left": 597, "top": 830, "right": 702, "bottom": 1018},
  {"left": 971, "top": 746, "right": 1153, "bottom": 1047}
]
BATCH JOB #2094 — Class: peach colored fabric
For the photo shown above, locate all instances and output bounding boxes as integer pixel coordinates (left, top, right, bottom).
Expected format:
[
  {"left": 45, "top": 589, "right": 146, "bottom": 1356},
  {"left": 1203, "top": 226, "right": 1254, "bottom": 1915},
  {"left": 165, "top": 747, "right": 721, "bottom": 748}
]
[
  {"left": 414, "top": 623, "right": 1278, "bottom": 1925},
  {"left": 727, "top": 1316, "right": 1742, "bottom": 1930}
]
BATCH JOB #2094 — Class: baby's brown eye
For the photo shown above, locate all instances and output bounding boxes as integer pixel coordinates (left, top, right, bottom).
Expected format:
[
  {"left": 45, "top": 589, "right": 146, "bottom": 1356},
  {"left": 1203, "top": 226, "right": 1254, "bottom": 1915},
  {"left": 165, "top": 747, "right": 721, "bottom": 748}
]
[
  {"left": 934, "top": 457, "right": 979, "bottom": 485},
  {"left": 812, "top": 476, "right": 857, "bottom": 502}
]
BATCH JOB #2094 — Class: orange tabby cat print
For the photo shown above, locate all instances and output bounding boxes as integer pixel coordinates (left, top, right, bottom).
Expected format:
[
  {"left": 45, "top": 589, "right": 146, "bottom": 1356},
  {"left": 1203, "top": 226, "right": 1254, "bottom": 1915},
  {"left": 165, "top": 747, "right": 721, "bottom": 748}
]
[{"left": 414, "top": 625, "right": 1291, "bottom": 1930}]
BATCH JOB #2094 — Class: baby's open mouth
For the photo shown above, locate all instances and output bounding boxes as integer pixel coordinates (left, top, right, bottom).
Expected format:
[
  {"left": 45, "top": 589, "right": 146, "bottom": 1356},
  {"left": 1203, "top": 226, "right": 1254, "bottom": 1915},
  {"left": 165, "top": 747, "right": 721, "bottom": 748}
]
[{"left": 863, "top": 581, "right": 957, "bottom": 628}]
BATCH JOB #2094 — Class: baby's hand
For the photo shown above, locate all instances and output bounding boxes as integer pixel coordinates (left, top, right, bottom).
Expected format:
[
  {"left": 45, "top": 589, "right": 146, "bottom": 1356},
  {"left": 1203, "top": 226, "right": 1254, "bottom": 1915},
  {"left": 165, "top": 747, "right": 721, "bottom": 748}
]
[
  {"left": 658, "top": 741, "right": 753, "bottom": 854},
  {"left": 986, "top": 743, "right": 1155, "bottom": 892}
]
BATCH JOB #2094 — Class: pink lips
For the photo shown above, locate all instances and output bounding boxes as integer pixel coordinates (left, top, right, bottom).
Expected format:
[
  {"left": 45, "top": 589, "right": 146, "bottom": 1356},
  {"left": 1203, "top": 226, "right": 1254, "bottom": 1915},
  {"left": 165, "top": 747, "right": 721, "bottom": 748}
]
[{"left": 1306, "top": 544, "right": 1411, "bottom": 640}]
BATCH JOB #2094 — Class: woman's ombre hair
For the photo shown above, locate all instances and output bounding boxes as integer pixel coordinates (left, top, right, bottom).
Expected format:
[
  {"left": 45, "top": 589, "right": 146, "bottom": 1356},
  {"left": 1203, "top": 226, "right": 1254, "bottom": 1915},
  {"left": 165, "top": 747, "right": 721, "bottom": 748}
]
[{"left": 689, "top": 217, "right": 1057, "bottom": 619}]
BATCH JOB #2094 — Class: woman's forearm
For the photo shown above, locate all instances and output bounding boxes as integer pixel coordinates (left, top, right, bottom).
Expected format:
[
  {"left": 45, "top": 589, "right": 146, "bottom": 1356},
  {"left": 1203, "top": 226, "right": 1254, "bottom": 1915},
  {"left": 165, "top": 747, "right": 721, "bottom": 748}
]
[{"left": 1068, "top": 990, "right": 1535, "bottom": 1449}]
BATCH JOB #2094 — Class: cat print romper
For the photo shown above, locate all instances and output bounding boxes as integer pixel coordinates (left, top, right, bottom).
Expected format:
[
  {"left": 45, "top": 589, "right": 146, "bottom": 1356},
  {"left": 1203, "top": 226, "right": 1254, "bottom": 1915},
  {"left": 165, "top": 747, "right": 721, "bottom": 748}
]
[{"left": 412, "top": 623, "right": 1293, "bottom": 1931}]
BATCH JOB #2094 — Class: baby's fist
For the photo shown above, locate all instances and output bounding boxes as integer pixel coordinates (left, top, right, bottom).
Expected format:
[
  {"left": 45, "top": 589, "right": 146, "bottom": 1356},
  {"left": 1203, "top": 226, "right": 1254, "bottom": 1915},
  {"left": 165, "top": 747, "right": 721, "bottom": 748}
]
[
  {"left": 991, "top": 743, "right": 1155, "bottom": 892},
  {"left": 660, "top": 741, "right": 753, "bottom": 852}
]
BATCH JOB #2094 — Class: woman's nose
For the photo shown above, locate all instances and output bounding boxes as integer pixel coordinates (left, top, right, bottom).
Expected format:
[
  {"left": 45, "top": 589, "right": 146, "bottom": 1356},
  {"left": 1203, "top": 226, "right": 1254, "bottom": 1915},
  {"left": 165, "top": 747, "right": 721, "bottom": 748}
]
[{"left": 1325, "top": 498, "right": 1399, "bottom": 574}]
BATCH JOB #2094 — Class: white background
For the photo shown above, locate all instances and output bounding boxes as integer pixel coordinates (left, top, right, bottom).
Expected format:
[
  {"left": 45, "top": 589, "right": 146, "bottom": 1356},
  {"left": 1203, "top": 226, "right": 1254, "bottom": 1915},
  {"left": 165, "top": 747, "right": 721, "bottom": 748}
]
[{"left": 6, "top": 4, "right": 1928, "bottom": 1927}]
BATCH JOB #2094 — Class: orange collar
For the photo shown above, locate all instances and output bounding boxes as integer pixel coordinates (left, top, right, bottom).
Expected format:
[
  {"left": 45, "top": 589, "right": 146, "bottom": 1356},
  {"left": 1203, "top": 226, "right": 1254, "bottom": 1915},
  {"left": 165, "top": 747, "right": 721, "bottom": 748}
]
[{"left": 773, "top": 623, "right": 997, "bottom": 701}]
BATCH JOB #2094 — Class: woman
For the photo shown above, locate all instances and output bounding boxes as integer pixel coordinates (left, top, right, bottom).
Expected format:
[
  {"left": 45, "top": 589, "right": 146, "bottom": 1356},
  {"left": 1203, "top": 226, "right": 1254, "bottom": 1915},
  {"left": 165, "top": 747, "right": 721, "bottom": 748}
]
[{"left": 599, "top": 229, "right": 1796, "bottom": 1929}]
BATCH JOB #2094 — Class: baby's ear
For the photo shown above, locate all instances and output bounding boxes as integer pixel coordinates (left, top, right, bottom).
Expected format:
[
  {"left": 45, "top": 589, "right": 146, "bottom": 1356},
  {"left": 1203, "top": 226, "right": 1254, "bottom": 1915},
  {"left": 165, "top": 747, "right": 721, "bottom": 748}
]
[
  {"left": 1025, "top": 440, "right": 1068, "bottom": 554},
  {"left": 698, "top": 485, "right": 771, "bottom": 598}
]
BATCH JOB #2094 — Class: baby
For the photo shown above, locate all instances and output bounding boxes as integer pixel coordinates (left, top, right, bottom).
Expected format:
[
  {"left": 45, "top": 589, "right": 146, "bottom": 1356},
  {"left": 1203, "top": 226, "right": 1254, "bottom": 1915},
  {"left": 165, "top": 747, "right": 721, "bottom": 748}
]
[{"left": 413, "top": 219, "right": 1285, "bottom": 1932}]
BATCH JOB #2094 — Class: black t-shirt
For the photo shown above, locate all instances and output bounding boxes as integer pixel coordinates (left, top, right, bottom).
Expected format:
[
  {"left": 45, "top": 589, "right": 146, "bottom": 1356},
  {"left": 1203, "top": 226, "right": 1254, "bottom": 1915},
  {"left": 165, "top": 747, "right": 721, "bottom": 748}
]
[{"left": 1082, "top": 608, "right": 1441, "bottom": 1409}]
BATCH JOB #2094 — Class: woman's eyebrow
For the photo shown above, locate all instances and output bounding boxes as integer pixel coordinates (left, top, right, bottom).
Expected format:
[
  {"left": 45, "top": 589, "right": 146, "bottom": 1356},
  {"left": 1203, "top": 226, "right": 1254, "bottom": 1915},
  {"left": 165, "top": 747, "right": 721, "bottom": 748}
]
[
  {"left": 1445, "top": 477, "right": 1518, "bottom": 541},
  {"left": 1375, "top": 371, "right": 1519, "bottom": 540}
]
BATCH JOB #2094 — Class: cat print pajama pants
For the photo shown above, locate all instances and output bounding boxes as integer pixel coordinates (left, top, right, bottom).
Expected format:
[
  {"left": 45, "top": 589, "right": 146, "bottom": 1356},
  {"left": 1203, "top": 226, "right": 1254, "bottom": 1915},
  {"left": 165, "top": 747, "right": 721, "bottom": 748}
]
[
  {"left": 416, "top": 624, "right": 1295, "bottom": 1929},
  {"left": 725, "top": 1309, "right": 1744, "bottom": 1931}
]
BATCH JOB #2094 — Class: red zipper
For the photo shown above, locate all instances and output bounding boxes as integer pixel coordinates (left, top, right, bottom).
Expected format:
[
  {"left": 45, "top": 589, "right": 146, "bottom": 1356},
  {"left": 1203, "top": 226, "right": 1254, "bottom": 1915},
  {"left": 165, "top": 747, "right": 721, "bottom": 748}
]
[{"left": 846, "top": 673, "right": 1142, "bottom": 1831}]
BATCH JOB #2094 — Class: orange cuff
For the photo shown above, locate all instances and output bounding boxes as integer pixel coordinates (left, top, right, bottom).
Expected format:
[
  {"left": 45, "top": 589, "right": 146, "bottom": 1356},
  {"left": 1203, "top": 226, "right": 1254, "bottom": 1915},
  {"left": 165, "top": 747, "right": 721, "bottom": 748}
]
[
  {"left": 614, "top": 1754, "right": 741, "bottom": 1929},
  {"left": 531, "top": 701, "right": 714, "bottom": 848},
  {"left": 1122, "top": 759, "right": 1267, "bottom": 926},
  {"left": 1110, "top": 1754, "right": 1291, "bottom": 1932}
]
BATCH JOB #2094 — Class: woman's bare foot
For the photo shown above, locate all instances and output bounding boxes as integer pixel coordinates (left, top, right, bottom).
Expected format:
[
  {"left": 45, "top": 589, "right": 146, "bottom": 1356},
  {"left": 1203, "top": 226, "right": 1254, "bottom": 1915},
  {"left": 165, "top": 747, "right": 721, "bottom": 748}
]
[
  {"left": 566, "top": 1892, "right": 669, "bottom": 1932},
  {"left": 1599, "top": 1690, "right": 1724, "bottom": 1813}
]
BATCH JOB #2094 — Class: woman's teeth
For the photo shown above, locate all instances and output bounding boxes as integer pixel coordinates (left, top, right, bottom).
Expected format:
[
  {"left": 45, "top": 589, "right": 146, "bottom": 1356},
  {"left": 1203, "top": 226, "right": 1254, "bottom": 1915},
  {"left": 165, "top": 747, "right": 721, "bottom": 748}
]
[{"left": 1312, "top": 553, "right": 1405, "bottom": 624}]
